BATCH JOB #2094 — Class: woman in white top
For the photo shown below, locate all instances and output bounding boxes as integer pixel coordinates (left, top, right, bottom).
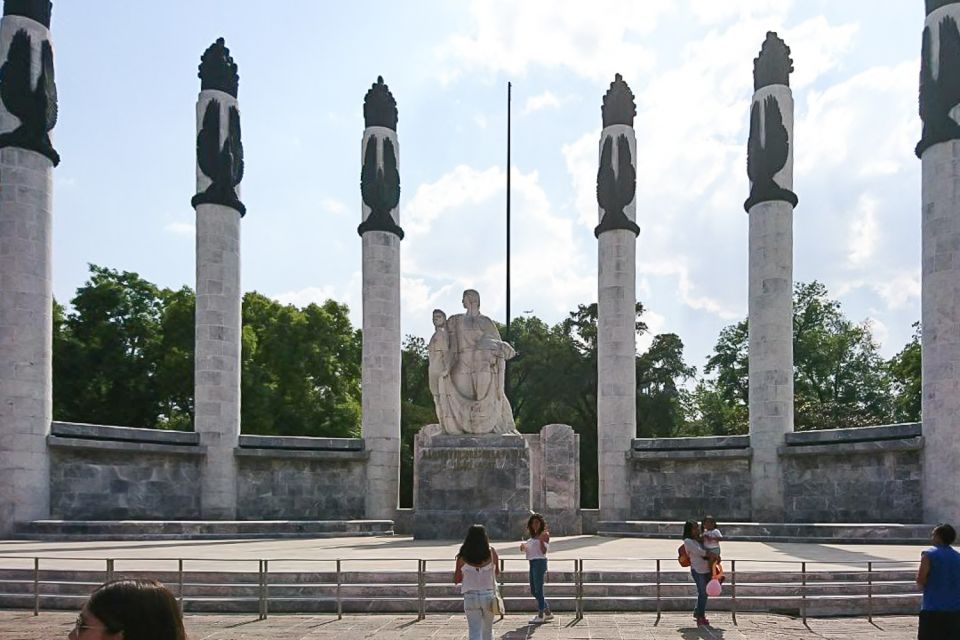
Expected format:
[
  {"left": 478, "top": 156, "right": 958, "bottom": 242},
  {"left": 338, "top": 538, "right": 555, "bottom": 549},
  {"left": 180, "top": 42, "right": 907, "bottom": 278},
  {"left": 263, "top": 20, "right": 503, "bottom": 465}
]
[
  {"left": 454, "top": 524, "right": 500, "bottom": 640},
  {"left": 682, "top": 520, "right": 718, "bottom": 627},
  {"left": 521, "top": 513, "right": 553, "bottom": 623}
]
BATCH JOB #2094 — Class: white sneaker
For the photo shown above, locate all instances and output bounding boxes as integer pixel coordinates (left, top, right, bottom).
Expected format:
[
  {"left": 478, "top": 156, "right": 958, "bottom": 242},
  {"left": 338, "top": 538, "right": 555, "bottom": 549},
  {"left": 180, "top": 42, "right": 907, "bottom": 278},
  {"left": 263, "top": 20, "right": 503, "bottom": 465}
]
[
  {"left": 542, "top": 611, "right": 554, "bottom": 621},
  {"left": 529, "top": 614, "right": 544, "bottom": 624}
]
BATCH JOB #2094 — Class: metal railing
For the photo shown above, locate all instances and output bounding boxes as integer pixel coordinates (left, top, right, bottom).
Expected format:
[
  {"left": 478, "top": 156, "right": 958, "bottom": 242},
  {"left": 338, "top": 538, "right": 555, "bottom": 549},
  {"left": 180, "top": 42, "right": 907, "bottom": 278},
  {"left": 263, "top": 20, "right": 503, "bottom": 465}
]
[{"left": 0, "top": 554, "right": 921, "bottom": 623}]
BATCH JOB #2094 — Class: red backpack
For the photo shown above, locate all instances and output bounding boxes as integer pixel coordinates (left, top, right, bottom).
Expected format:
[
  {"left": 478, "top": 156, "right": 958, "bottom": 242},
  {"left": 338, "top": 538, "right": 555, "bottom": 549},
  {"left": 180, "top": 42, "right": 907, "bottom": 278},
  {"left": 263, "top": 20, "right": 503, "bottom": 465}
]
[{"left": 677, "top": 543, "right": 691, "bottom": 567}]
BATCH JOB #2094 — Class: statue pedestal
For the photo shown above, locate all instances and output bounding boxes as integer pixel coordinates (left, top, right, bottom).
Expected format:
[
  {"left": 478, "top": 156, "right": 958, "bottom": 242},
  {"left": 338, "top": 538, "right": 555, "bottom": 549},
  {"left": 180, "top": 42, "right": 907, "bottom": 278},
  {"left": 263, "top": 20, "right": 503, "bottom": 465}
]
[{"left": 413, "top": 431, "right": 532, "bottom": 540}]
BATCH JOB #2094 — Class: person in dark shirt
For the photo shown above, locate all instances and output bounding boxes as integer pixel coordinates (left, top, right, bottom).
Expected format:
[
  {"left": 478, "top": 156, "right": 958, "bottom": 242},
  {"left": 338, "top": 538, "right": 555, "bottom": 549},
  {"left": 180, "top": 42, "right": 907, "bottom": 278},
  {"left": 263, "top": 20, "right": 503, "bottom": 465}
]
[{"left": 917, "top": 523, "right": 960, "bottom": 640}]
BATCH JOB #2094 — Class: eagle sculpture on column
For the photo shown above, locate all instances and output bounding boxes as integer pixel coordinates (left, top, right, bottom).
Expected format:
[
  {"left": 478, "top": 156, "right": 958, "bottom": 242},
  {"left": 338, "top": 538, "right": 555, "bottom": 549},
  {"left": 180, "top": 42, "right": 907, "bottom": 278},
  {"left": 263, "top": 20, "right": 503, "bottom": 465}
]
[
  {"left": 191, "top": 99, "right": 246, "bottom": 216},
  {"left": 0, "top": 29, "right": 59, "bottom": 165}
]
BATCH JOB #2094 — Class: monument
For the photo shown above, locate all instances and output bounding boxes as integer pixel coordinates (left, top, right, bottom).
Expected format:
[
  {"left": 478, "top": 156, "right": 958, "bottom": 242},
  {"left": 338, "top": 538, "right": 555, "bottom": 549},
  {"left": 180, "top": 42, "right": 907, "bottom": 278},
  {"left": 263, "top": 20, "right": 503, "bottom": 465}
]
[
  {"left": 918, "top": 0, "right": 960, "bottom": 525},
  {"left": 359, "top": 76, "right": 403, "bottom": 521},
  {"left": 0, "top": 0, "right": 57, "bottom": 536},
  {"left": 414, "top": 289, "right": 531, "bottom": 540},
  {"left": 428, "top": 289, "right": 517, "bottom": 435},
  {"left": 595, "top": 74, "right": 640, "bottom": 522},
  {"left": 745, "top": 32, "right": 796, "bottom": 521},
  {"left": 192, "top": 37, "right": 244, "bottom": 519}
]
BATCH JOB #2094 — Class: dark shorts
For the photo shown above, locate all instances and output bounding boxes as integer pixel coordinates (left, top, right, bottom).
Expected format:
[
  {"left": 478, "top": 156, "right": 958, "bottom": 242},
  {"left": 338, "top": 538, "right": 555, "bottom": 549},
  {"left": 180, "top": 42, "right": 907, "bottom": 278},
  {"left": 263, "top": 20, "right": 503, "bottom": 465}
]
[{"left": 919, "top": 610, "right": 960, "bottom": 640}]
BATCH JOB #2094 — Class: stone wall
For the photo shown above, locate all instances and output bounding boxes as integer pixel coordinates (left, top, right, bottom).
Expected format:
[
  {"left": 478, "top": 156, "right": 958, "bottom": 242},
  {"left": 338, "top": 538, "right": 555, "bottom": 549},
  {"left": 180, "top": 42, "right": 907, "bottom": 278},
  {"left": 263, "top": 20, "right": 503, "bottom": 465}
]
[
  {"left": 626, "top": 436, "right": 752, "bottom": 522},
  {"left": 47, "top": 424, "right": 369, "bottom": 521},
  {"left": 48, "top": 422, "right": 203, "bottom": 519},
  {"left": 236, "top": 435, "right": 367, "bottom": 520},
  {"left": 781, "top": 423, "right": 923, "bottom": 523}
]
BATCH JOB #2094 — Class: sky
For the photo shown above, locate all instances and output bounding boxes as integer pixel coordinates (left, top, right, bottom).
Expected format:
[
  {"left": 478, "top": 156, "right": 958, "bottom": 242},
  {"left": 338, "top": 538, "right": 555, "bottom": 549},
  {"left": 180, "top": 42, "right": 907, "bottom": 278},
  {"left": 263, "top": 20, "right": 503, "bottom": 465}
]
[{"left": 49, "top": 1, "right": 924, "bottom": 376}]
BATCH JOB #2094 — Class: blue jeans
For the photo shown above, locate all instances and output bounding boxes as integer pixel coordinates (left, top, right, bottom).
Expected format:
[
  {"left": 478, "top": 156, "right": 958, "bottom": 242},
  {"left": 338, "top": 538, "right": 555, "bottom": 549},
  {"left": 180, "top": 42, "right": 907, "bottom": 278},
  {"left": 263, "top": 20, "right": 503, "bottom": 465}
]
[
  {"left": 463, "top": 590, "right": 495, "bottom": 640},
  {"left": 529, "top": 558, "right": 548, "bottom": 612},
  {"left": 690, "top": 569, "right": 710, "bottom": 618}
]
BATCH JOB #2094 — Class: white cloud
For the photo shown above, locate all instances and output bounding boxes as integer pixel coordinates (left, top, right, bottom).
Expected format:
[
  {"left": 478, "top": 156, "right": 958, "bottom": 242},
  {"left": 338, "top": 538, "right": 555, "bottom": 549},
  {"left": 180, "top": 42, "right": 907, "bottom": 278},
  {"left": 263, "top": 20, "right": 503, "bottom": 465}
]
[
  {"left": 163, "top": 221, "right": 194, "bottom": 237},
  {"left": 522, "top": 91, "right": 566, "bottom": 115},
  {"left": 796, "top": 60, "right": 918, "bottom": 177},
  {"left": 272, "top": 286, "right": 338, "bottom": 308},
  {"left": 437, "top": 0, "right": 674, "bottom": 82},
  {"left": 689, "top": 0, "right": 793, "bottom": 25},
  {"left": 847, "top": 194, "right": 880, "bottom": 267},
  {"left": 319, "top": 197, "right": 348, "bottom": 217},
  {"left": 874, "top": 273, "right": 921, "bottom": 311},
  {"left": 400, "top": 163, "right": 594, "bottom": 341}
]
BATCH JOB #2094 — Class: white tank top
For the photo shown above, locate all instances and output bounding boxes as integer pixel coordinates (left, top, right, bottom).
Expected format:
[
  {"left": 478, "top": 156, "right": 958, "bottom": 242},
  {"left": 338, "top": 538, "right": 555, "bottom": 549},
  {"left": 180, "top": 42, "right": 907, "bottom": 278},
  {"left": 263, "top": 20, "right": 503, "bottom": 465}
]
[{"left": 460, "top": 559, "right": 496, "bottom": 593}]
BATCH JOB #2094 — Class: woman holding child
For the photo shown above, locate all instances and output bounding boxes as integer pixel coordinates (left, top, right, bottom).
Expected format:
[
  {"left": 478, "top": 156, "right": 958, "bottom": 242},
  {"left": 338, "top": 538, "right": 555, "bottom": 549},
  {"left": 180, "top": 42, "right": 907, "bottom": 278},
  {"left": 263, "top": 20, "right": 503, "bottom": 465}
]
[{"left": 682, "top": 520, "right": 718, "bottom": 627}]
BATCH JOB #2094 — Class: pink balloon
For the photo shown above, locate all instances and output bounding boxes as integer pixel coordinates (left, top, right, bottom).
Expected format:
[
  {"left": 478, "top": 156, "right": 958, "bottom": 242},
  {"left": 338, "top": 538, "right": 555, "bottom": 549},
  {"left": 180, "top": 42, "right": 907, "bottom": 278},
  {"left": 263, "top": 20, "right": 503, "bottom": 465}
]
[{"left": 706, "top": 579, "right": 722, "bottom": 597}]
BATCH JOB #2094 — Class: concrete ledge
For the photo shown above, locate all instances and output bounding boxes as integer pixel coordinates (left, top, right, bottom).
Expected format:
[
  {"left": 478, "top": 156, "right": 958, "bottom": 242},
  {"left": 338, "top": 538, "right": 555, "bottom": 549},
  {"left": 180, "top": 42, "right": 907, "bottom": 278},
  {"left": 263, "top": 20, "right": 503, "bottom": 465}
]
[
  {"left": 598, "top": 520, "right": 932, "bottom": 544},
  {"left": 426, "top": 434, "right": 527, "bottom": 449},
  {"left": 628, "top": 447, "right": 752, "bottom": 461},
  {"left": 51, "top": 421, "right": 199, "bottom": 445},
  {"left": 234, "top": 447, "right": 368, "bottom": 462},
  {"left": 238, "top": 434, "right": 363, "bottom": 451},
  {"left": 632, "top": 435, "right": 750, "bottom": 451},
  {"left": 784, "top": 423, "right": 921, "bottom": 446},
  {"left": 14, "top": 519, "right": 393, "bottom": 540},
  {"left": 47, "top": 435, "right": 205, "bottom": 457},
  {"left": 779, "top": 438, "right": 922, "bottom": 458}
]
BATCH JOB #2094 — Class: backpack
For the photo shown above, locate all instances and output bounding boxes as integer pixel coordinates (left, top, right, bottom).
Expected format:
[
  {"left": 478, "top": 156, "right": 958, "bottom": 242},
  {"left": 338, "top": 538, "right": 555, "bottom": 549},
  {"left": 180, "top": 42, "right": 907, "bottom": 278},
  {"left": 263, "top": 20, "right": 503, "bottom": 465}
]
[{"left": 678, "top": 543, "right": 690, "bottom": 567}]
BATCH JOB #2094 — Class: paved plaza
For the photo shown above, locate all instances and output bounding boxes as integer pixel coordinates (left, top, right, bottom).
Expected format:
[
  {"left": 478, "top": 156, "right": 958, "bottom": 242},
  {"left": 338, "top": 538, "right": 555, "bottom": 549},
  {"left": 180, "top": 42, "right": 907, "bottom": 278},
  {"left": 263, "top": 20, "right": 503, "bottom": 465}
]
[
  {"left": 0, "top": 610, "right": 920, "bottom": 639},
  {"left": 0, "top": 534, "right": 927, "bottom": 573}
]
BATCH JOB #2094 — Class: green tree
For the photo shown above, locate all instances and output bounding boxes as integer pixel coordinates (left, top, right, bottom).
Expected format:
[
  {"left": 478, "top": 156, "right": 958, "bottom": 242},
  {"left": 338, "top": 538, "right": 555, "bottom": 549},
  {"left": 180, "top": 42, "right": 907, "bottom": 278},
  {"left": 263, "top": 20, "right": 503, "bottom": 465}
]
[
  {"left": 694, "top": 281, "right": 897, "bottom": 433},
  {"left": 239, "top": 292, "right": 361, "bottom": 437},
  {"left": 888, "top": 322, "right": 921, "bottom": 423},
  {"left": 399, "top": 335, "right": 436, "bottom": 508},
  {"left": 53, "top": 265, "right": 168, "bottom": 428}
]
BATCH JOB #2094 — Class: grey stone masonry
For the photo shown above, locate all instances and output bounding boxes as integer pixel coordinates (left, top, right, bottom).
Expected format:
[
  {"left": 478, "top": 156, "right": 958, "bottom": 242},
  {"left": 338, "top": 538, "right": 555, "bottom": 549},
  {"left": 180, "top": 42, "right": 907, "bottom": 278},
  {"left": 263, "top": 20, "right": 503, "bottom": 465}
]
[
  {"left": 627, "top": 444, "right": 752, "bottom": 522},
  {"left": 194, "top": 87, "right": 243, "bottom": 520},
  {"left": 236, "top": 449, "right": 367, "bottom": 520},
  {"left": 781, "top": 437, "right": 922, "bottom": 524},
  {"left": 525, "top": 424, "right": 581, "bottom": 536},
  {"left": 52, "top": 421, "right": 200, "bottom": 445},
  {"left": 747, "top": 91, "right": 795, "bottom": 521},
  {"left": 921, "top": 137, "right": 960, "bottom": 524},
  {"left": 0, "top": 143, "right": 53, "bottom": 535},
  {"left": 413, "top": 432, "right": 532, "bottom": 540},
  {"left": 238, "top": 434, "right": 363, "bottom": 451},
  {"left": 48, "top": 441, "right": 202, "bottom": 520}
]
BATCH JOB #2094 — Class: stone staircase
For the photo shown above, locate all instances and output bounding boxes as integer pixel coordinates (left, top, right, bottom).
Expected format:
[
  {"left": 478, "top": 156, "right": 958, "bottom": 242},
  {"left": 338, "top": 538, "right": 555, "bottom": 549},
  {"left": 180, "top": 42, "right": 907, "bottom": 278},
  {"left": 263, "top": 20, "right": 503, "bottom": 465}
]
[
  {"left": 0, "top": 566, "right": 920, "bottom": 617},
  {"left": 597, "top": 521, "right": 932, "bottom": 544},
  {"left": 13, "top": 520, "right": 394, "bottom": 541}
]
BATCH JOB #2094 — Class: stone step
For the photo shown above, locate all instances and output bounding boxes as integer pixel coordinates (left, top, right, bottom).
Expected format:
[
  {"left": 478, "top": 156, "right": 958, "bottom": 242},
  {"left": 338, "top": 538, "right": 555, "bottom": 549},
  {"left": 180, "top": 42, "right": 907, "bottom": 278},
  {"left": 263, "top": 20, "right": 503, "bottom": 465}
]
[
  {"left": 0, "top": 592, "right": 922, "bottom": 616},
  {"left": 597, "top": 520, "right": 933, "bottom": 544},
  {"left": 0, "top": 568, "right": 919, "bottom": 584},
  {"left": 13, "top": 520, "right": 394, "bottom": 540}
]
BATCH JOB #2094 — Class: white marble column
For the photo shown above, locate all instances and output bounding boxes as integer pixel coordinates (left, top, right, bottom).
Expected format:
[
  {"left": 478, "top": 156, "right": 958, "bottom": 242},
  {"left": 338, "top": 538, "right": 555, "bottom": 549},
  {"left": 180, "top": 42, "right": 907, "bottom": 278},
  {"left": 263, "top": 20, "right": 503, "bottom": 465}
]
[
  {"left": 0, "top": 4, "right": 57, "bottom": 536},
  {"left": 192, "top": 39, "right": 243, "bottom": 520},
  {"left": 596, "top": 75, "right": 639, "bottom": 522},
  {"left": 746, "top": 33, "right": 796, "bottom": 522},
  {"left": 359, "top": 78, "right": 403, "bottom": 520},
  {"left": 918, "top": 1, "right": 960, "bottom": 524}
]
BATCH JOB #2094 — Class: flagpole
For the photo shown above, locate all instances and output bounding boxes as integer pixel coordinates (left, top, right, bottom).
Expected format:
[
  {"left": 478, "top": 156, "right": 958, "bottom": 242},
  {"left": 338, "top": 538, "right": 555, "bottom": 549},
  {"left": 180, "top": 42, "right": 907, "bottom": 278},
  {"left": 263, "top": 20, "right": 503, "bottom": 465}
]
[
  {"left": 506, "top": 81, "right": 512, "bottom": 342},
  {"left": 505, "top": 81, "right": 512, "bottom": 403}
]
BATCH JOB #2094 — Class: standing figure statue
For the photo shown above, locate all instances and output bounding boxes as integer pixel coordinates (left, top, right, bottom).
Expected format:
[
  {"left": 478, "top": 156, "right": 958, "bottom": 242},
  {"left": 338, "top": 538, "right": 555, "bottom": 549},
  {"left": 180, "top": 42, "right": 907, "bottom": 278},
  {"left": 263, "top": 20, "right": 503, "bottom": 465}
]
[{"left": 428, "top": 289, "right": 517, "bottom": 435}]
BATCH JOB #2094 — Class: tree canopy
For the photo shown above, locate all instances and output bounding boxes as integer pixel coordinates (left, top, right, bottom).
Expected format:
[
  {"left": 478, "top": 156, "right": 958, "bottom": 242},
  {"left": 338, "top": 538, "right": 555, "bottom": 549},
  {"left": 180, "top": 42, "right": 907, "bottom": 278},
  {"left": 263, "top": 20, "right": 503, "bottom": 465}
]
[{"left": 53, "top": 267, "right": 921, "bottom": 508}]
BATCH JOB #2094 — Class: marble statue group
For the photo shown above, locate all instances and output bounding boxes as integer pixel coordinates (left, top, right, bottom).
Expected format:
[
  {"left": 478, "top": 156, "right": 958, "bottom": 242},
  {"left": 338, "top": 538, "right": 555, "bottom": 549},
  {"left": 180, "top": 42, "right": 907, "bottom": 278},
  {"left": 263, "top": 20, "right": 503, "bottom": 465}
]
[{"left": 428, "top": 289, "right": 518, "bottom": 435}]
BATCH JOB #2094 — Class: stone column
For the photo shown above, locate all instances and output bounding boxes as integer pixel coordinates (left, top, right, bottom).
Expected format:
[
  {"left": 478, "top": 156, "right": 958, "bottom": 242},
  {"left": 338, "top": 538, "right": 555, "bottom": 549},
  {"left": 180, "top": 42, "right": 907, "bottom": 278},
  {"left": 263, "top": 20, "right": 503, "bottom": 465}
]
[
  {"left": 917, "top": 0, "right": 960, "bottom": 525},
  {"left": 191, "top": 38, "right": 244, "bottom": 520},
  {"left": 745, "top": 33, "right": 797, "bottom": 522},
  {"left": 595, "top": 74, "right": 640, "bottom": 522},
  {"left": 359, "top": 77, "right": 404, "bottom": 521},
  {"left": 0, "top": 0, "right": 58, "bottom": 536}
]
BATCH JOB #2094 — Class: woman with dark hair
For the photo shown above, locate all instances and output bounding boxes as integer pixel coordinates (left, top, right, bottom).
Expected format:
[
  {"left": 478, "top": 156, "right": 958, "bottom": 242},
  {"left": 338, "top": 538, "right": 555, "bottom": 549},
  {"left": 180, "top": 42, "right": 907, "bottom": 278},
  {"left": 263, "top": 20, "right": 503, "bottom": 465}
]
[
  {"left": 521, "top": 513, "right": 552, "bottom": 624},
  {"left": 682, "top": 520, "right": 716, "bottom": 627},
  {"left": 917, "top": 523, "right": 960, "bottom": 639},
  {"left": 454, "top": 524, "right": 500, "bottom": 640},
  {"left": 69, "top": 578, "right": 186, "bottom": 640}
]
